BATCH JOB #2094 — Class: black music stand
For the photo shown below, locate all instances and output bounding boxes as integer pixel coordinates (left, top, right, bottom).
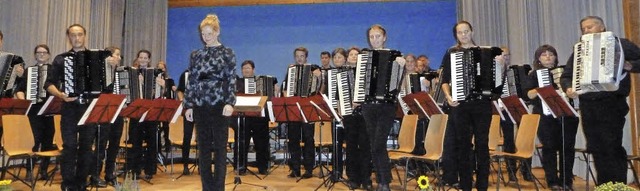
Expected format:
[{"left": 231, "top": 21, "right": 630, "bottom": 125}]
[
  {"left": 267, "top": 96, "right": 304, "bottom": 177},
  {"left": 403, "top": 92, "right": 443, "bottom": 120},
  {"left": 536, "top": 86, "right": 580, "bottom": 191},
  {"left": 118, "top": 99, "right": 153, "bottom": 183},
  {"left": 78, "top": 94, "right": 127, "bottom": 191},
  {"left": 0, "top": 98, "right": 32, "bottom": 181},
  {"left": 37, "top": 96, "right": 63, "bottom": 116},
  {"left": 227, "top": 95, "right": 268, "bottom": 190},
  {"left": 500, "top": 95, "right": 531, "bottom": 125},
  {"left": 140, "top": 99, "right": 183, "bottom": 183}
]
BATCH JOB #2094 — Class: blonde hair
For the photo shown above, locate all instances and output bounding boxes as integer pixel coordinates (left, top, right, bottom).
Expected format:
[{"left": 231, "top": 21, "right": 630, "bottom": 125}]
[{"left": 200, "top": 14, "right": 220, "bottom": 32}]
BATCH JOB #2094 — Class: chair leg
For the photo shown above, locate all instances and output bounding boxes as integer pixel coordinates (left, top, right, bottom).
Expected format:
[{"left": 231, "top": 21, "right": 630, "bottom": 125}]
[
  {"left": 628, "top": 159, "right": 640, "bottom": 187},
  {"left": 522, "top": 159, "right": 540, "bottom": 191}
]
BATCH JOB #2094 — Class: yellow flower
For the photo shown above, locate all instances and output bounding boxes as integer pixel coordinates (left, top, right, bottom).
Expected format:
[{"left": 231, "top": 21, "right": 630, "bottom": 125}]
[
  {"left": 0, "top": 180, "right": 11, "bottom": 186},
  {"left": 417, "top": 175, "right": 430, "bottom": 190}
]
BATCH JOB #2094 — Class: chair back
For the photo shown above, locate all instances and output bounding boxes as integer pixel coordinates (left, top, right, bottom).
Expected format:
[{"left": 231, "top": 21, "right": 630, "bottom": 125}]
[
  {"left": 423, "top": 114, "right": 448, "bottom": 158},
  {"left": 53, "top": 115, "right": 63, "bottom": 149},
  {"left": 396, "top": 114, "right": 419, "bottom": 152},
  {"left": 2, "top": 115, "right": 35, "bottom": 156},
  {"left": 169, "top": 117, "right": 185, "bottom": 143},
  {"left": 488, "top": 115, "right": 502, "bottom": 151},
  {"left": 314, "top": 121, "right": 333, "bottom": 146},
  {"left": 228, "top": 127, "right": 235, "bottom": 143},
  {"left": 513, "top": 114, "right": 541, "bottom": 157}
]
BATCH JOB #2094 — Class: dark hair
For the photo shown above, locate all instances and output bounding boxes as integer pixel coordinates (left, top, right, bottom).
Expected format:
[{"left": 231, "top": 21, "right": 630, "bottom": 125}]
[
  {"left": 452, "top": 21, "right": 476, "bottom": 47},
  {"left": 320, "top": 51, "right": 330, "bottom": 57},
  {"left": 241, "top": 60, "right": 255, "bottom": 69},
  {"left": 580, "top": 16, "right": 607, "bottom": 31},
  {"left": 331, "top": 48, "right": 346, "bottom": 59},
  {"left": 348, "top": 46, "right": 360, "bottom": 54},
  {"left": 66, "top": 24, "right": 87, "bottom": 35},
  {"left": 418, "top": 54, "right": 429, "bottom": 60},
  {"left": 310, "top": 64, "right": 321, "bottom": 71},
  {"left": 105, "top": 46, "right": 121, "bottom": 56},
  {"left": 293, "top": 47, "right": 308, "bottom": 58},
  {"left": 33, "top": 44, "right": 50, "bottom": 54},
  {"left": 137, "top": 49, "right": 152, "bottom": 59},
  {"left": 0, "top": 30, "right": 3, "bottom": 40},
  {"left": 532, "top": 44, "right": 559, "bottom": 70}
]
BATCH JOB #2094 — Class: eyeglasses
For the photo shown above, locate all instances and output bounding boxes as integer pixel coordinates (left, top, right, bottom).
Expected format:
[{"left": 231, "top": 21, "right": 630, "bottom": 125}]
[{"left": 35, "top": 52, "right": 49, "bottom": 55}]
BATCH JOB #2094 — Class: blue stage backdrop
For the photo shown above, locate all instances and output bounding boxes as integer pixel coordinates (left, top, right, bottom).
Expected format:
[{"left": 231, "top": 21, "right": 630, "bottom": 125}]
[{"left": 167, "top": 0, "right": 456, "bottom": 82}]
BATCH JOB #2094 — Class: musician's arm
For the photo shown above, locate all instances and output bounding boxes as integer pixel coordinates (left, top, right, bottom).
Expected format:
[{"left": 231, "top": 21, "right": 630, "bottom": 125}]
[
  {"left": 177, "top": 91, "right": 184, "bottom": 102},
  {"left": 524, "top": 73, "right": 539, "bottom": 100},
  {"left": 15, "top": 92, "right": 25, "bottom": 100},
  {"left": 620, "top": 38, "right": 640, "bottom": 72},
  {"left": 560, "top": 53, "right": 578, "bottom": 99}
]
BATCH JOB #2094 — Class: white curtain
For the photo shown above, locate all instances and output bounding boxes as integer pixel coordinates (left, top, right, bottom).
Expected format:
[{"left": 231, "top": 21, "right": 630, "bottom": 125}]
[{"left": 0, "top": 0, "right": 166, "bottom": 67}]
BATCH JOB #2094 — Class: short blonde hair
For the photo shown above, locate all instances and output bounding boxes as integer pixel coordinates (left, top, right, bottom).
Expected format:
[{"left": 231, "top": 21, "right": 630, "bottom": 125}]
[{"left": 200, "top": 14, "right": 220, "bottom": 32}]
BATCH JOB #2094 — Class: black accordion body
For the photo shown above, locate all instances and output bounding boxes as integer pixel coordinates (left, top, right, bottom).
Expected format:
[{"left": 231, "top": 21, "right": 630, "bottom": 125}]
[
  {"left": 26, "top": 64, "right": 50, "bottom": 103},
  {"left": 450, "top": 46, "right": 502, "bottom": 101},
  {"left": 114, "top": 67, "right": 162, "bottom": 102},
  {"left": 353, "top": 49, "right": 404, "bottom": 103},
  {"left": 285, "top": 64, "right": 316, "bottom": 97},
  {"left": 502, "top": 65, "right": 531, "bottom": 99},
  {"left": 0, "top": 52, "right": 24, "bottom": 97},
  {"left": 239, "top": 75, "right": 277, "bottom": 99},
  {"left": 64, "top": 49, "right": 111, "bottom": 98}
]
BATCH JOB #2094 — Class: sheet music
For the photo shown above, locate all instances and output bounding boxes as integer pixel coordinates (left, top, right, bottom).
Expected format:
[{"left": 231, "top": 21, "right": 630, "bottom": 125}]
[
  {"left": 38, "top": 96, "right": 56, "bottom": 115},
  {"left": 170, "top": 103, "right": 184, "bottom": 123},
  {"left": 309, "top": 101, "right": 330, "bottom": 121},
  {"left": 139, "top": 111, "right": 150, "bottom": 122},
  {"left": 296, "top": 102, "right": 308, "bottom": 123},
  {"left": 320, "top": 94, "right": 342, "bottom": 122},
  {"left": 493, "top": 100, "right": 505, "bottom": 121},
  {"left": 235, "top": 96, "right": 262, "bottom": 107},
  {"left": 413, "top": 99, "right": 430, "bottom": 120},
  {"left": 536, "top": 89, "right": 580, "bottom": 118},
  {"left": 267, "top": 101, "right": 275, "bottom": 122},
  {"left": 112, "top": 99, "right": 127, "bottom": 123}
]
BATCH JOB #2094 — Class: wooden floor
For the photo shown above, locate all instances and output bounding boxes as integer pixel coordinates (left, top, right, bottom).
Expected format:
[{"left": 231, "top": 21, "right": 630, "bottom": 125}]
[{"left": 7, "top": 162, "right": 635, "bottom": 191}]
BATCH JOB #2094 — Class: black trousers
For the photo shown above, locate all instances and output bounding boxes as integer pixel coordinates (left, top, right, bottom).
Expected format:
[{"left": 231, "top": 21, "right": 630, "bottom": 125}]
[
  {"left": 361, "top": 103, "right": 395, "bottom": 185},
  {"left": 537, "top": 114, "right": 578, "bottom": 187},
  {"left": 27, "top": 103, "right": 55, "bottom": 173},
  {"left": 126, "top": 120, "right": 158, "bottom": 176},
  {"left": 581, "top": 97, "right": 629, "bottom": 185},
  {"left": 287, "top": 122, "right": 315, "bottom": 173},
  {"left": 449, "top": 100, "right": 492, "bottom": 191},
  {"left": 60, "top": 102, "right": 96, "bottom": 189},
  {"left": 343, "top": 114, "right": 372, "bottom": 185},
  {"left": 181, "top": 115, "right": 195, "bottom": 168},
  {"left": 441, "top": 109, "right": 459, "bottom": 184},
  {"left": 193, "top": 104, "right": 229, "bottom": 191},
  {"left": 231, "top": 116, "right": 270, "bottom": 171},
  {"left": 412, "top": 118, "right": 428, "bottom": 155},
  {"left": 103, "top": 117, "right": 124, "bottom": 180},
  {"left": 159, "top": 122, "right": 171, "bottom": 153}
]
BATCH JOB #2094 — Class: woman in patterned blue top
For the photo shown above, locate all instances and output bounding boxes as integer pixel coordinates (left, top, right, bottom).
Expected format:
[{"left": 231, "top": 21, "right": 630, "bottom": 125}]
[{"left": 184, "top": 14, "right": 236, "bottom": 191}]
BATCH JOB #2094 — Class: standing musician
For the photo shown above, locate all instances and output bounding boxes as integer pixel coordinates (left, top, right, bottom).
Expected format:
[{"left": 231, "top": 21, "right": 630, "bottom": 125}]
[
  {"left": 524, "top": 45, "right": 578, "bottom": 190},
  {"left": 176, "top": 69, "right": 195, "bottom": 175},
  {"left": 183, "top": 14, "right": 236, "bottom": 191},
  {"left": 360, "top": 24, "right": 406, "bottom": 191},
  {"left": 561, "top": 16, "right": 640, "bottom": 185},
  {"left": 231, "top": 60, "right": 273, "bottom": 175},
  {"left": 156, "top": 61, "right": 175, "bottom": 154},
  {"left": 126, "top": 49, "right": 160, "bottom": 181},
  {"left": 440, "top": 21, "right": 501, "bottom": 191},
  {"left": 44, "top": 24, "right": 99, "bottom": 191},
  {"left": 281, "top": 47, "right": 315, "bottom": 179},
  {"left": 15, "top": 44, "right": 55, "bottom": 180}
]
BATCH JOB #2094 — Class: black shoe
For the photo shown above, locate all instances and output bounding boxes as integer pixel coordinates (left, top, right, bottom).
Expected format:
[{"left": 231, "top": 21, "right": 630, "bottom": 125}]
[
  {"left": 376, "top": 184, "right": 390, "bottom": 191},
  {"left": 37, "top": 171, "right": 49, "bottom": 180},
  {"left": 362, "top": 183, "right": 374, "bottom": 191},
  {"left": 522, "top": 173, "right": 534, "bottom": 182},
  {"left": 507, "top": 172, "right": 517, "bottom": 182},
  {"left": 182, "top": 167, "right": 191, "bottom": 175},
  {"left": 258, "top": 168, "right": 268, "bottom": 175},
  {"left": 287, "top": 171, "right": 301, "bottom": 178},
  {"left": 346, "top": 180, "right": 360, "bottom": 189},
  {"left": 143, "top": 174, "right": 153, "bottom": 181},
  {"left": 237, "top": 167, "right": 247, "bottom": 175},
  {"left": 301, "top": 171, "right": 313, "bottom": 179},
  {"left": 105, "top": 176, "right": 118, "bottom": 186},
  {"left": 90, "top": 177, "right": 107, "bottom": 188}
]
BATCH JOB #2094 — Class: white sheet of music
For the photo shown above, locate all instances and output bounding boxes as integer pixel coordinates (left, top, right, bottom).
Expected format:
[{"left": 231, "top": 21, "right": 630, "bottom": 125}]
[
  {"left": 235, "top": 96, "right": 262, "bottom": 107},
  {"left": 296, "top": 102, "right": 308, "bottom": 123},
  {"left": 38, "top": 96, "right": 56, "bottom": 116},
  {"left": 266, "top": 101, "right": 275, "bottom": 122}
]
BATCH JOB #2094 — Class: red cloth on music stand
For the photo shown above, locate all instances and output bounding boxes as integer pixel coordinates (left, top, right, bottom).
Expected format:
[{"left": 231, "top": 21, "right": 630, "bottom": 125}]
[
  {"left": 0, "top": 98, "right": 32, "bottom": 124},
  {"left": 297, "top": 95, "right": 334, "bottom": 122},
  {"left": 78, "top": 94, "right": 127, "bottom": 125},
  {"left": 402, "top": 92, "right": 443, "bottom": 119},
  {"left": 270, "top": 96, "right": 304, "bottom": 123},
  {"left": 141, "top": 99, "right": 183, "bottom": 123},
  {"left": 536, "top": 86, "right": 580, "bottom": 118},
  {"left": 37, "top": 96, "right": 63, "bottom": 116},
  {"left": 119, "top": 99, "right": 154, "bottom": 120},
  {"left": 500, "top": 95, "right": 531, "bottom": 125}
]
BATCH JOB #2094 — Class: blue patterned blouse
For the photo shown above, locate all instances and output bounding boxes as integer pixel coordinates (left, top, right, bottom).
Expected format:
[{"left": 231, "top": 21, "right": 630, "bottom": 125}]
[{"left": 184, "top": 45, "right": 236, "bottom": 108}]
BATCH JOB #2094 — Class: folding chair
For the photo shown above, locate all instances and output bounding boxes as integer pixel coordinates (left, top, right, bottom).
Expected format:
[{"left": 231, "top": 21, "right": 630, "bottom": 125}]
[
  {"left": 1, "top": 115, "right": 36, "bottom": 189},
  {"left": 388, "top": 114, "right": 418, "bottom": 184},
  {"left": 491, "top": 114, "right": 542, "bottom": 191},
  {"left": 34, "top": 115, "right": 62, "bottom": 187}
]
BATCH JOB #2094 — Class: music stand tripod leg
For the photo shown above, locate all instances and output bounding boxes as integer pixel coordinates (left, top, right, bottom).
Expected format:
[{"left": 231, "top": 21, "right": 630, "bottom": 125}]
[{"left": 226, "top": 112, "right": 267, "bottom": 190}]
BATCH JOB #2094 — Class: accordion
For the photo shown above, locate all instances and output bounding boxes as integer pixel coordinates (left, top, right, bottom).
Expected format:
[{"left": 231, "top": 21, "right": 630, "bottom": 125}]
[
  {"left": 336, "top": 68, "right": 356, "bottom": 116},
  {"left": 114, "top": 66, "right": 138, "bottom": 103},
  {"left": 430, "top": 68, "right": 446, "bottom": 106},
  {"left": 26, "top": 64, "right": 49, "bottom": 103},
  {"left": 353, "top": 49, "right": 404, "bottom": 103},
  {"left": 572, "top": 31, "right": 625, "bottom": 94},
  {"left": 450, "top": 46, "right": 502, "bottom": 101},
  {"left": 285, "top": 64, "right": 315, "bottom": 97},
  {"left": 0, "top": 52, "right": 24, "bottom": 97},
  {"left": 502, "top": 65, "right": 531, "bottom": 98},
  {"left": 64, "top": 49, "right": 111, "bottom": 98},
  {"left": 240, "top": 75, "right": 277, "bottom": 99}
]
